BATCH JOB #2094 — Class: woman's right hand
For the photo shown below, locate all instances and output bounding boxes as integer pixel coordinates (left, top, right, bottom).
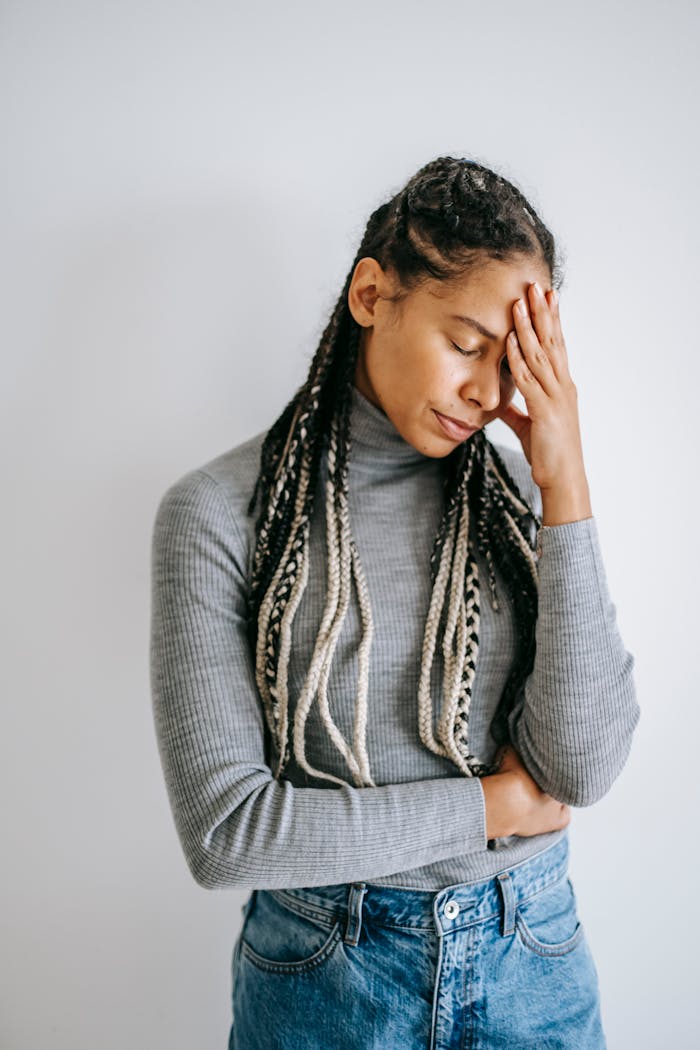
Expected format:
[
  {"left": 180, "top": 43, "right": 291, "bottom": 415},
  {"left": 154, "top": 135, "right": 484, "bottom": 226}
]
[{"left": 481, "top": 743, "right": 571, "bottom": 839}]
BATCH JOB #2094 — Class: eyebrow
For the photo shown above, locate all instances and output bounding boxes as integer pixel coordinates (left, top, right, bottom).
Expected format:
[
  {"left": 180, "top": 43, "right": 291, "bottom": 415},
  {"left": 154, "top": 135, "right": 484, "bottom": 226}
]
[{"left": 449, "top": 314, "right": 498, "bottom": 341}]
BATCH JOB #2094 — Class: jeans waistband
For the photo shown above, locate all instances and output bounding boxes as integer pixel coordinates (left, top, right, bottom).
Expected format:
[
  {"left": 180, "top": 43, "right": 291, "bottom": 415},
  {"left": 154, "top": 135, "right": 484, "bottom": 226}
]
[{"left": 267, "top": 835, "right": 571, "bottom": 938}]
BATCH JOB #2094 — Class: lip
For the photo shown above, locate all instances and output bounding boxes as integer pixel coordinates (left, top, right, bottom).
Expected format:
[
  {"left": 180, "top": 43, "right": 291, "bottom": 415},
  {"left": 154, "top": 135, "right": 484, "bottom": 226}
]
[{"left": 433, "top": 409, "right": 480, "bottom": 441}]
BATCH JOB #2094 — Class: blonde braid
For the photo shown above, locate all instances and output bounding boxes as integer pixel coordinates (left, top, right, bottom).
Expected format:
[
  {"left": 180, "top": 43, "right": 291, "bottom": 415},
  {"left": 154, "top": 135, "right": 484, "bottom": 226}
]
[{"left": 289, "top": 404, "right": 377, "bottom": 788}]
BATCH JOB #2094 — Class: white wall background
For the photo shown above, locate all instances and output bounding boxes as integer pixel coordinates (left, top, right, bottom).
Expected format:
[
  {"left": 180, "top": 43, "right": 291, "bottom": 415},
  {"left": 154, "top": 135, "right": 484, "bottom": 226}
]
[{"left": 2, "top": 1, "right": 698, "bottom": 1047}]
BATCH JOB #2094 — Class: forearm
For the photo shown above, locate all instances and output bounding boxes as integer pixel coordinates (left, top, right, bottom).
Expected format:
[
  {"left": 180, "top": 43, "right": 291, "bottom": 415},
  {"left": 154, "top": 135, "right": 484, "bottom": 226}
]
[{"left": 154, "top": 739, "right": 489, "bottom": 890}]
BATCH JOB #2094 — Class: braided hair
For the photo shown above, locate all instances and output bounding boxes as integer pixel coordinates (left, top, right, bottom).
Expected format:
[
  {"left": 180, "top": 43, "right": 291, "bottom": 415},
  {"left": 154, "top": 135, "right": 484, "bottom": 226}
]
[{"left": 246, "top": 155, "right": 563, "bottom": 788}]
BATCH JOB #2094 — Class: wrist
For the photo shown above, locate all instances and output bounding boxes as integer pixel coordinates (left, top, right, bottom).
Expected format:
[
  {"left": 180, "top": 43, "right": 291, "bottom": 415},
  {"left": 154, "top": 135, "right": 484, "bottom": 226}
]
[
  {"left": 540, "top": 477, "right": 592, "bottom": 526},
  {"left": 481, "top": 772, "right": 517, "bottom": 839}
]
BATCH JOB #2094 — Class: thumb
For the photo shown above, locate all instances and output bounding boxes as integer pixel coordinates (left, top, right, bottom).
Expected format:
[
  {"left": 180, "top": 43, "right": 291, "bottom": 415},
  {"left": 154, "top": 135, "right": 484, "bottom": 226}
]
[{"left": 496, "top": 400, "right": 529, "bottom": 434}]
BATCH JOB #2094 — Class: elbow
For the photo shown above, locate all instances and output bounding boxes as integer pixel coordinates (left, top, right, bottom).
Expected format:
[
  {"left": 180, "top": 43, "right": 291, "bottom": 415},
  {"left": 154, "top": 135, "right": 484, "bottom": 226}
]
[
  {"left": 517, "top": 749, "right": 632, "bottom": 809},
  {"left": 187, "top": 851, "right": 228, "bottom": 890},
  {"left": 574, "top": 694, "right": 641, "bottom": 807},
  {"left": 515, "top": 746, "right": 611, "bottom": 808},
  {"left": 169, "top": 771, "right": 275, "bottom": 891},
  {"left": 556, "top": 756, "right": 629, "bottom": 808},
  {"left": 568, "top": 695, "right": 642, "bottom": 808},
  {"left": 513, "top": 684, "right": 642, "bottom": 808},
  {"left": 184, "top": 843, "right": 246, "bottom": 891},
  {"left": 179, "top": 829, "right": 249, "bottom": 891}
]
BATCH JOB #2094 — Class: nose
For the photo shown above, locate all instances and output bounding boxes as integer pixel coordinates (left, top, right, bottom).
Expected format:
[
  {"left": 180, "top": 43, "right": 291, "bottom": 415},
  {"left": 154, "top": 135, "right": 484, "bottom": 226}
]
[{"left": 459, "top": 361, "right": 503, "bottom": 414}]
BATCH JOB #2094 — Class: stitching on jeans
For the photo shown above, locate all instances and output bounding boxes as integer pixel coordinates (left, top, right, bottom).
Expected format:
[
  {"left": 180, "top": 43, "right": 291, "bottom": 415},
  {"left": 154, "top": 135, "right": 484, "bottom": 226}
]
[
  {"left": 240, "top": 923, "right": 343, "bottom": 974},
  {"left": 515, "top": 914, "right": 584, "bottom": 957},
  {"left": 269, "top": 889, "right": 340, "bottom": 928},
  {"left": 514, "top": 869, "right": 568, "bottom": 910}
]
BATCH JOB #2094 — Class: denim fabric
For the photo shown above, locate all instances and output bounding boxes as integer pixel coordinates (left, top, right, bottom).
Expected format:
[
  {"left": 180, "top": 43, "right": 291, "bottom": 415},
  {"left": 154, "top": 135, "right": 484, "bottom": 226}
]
[{"left": 228, "top": 836, "right": 606, "bottom": 1049}]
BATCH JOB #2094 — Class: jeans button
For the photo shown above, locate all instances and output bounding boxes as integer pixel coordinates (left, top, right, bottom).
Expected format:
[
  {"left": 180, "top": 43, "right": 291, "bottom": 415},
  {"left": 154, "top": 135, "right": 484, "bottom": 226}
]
[{"left": 443, "top": 900, "right": 460, "bottom": 919}]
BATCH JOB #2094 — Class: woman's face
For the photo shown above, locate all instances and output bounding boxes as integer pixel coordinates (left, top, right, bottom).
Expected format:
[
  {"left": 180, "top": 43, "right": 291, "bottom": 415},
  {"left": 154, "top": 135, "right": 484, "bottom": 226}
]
[{"left": 349, "top": 254, "right": 552, "bottom": 457}]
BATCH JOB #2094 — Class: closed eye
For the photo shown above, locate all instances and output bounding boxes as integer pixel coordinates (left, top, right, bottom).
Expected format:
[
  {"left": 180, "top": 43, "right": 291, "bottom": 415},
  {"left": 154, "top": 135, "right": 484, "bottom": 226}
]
[
  {"left": 451, "top": 340, "right": 512, "bottom": 375},
  {"left": 450, "top": 341, "right": 478, "bottom": 357}
]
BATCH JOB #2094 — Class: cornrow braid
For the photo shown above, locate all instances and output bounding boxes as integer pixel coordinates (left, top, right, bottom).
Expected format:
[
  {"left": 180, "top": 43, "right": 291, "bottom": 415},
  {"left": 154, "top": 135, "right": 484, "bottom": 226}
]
[{"left": 245, "top": 154, "right": 560, "bottom": 785}]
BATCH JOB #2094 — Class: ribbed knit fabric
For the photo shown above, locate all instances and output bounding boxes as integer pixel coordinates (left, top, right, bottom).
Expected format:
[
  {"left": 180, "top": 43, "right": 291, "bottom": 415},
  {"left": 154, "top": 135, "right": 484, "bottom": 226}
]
[{"left": 149, "top": 384, "right": 640, "bottom": 891}]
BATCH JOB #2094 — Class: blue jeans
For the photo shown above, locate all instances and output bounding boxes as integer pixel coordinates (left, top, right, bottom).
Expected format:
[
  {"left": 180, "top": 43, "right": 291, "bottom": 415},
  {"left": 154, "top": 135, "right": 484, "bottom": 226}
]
[{"left": 229, "top": 835, "right": 606, "bottom": 1049}]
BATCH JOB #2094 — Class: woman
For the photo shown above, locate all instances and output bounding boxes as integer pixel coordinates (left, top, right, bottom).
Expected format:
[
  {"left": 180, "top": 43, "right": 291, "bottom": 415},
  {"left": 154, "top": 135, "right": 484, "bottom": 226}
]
[{"left": 150, "top": 155, "right": 640, "bottom": 1048}]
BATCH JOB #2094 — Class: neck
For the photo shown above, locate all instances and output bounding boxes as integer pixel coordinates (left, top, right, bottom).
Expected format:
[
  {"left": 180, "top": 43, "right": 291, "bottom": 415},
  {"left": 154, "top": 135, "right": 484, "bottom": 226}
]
[{"left": 340, "top": 384, "right": 435, "bottom": 468}]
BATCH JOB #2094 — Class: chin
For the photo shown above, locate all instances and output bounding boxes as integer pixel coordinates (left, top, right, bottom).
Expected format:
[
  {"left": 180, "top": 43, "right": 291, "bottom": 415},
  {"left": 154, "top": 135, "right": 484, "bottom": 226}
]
[{"left": 418, "top": 435, "right": 461, "bottom": 459}]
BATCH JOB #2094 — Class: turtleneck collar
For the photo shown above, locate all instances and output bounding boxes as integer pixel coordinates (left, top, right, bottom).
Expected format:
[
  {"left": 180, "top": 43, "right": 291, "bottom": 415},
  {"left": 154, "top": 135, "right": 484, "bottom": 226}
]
[{"left": 346, "top": 384, "right": 434, "bottom": 467}]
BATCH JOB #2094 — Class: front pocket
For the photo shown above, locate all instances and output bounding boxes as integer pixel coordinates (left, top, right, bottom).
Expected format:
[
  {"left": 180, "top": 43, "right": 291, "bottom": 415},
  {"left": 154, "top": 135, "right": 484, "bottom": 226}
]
[
  {"left": 515, "top": 875, "right": 585, "bottom": 957},
  {"left": 240, "top": 889, "right": 343, "bottom": 975}
]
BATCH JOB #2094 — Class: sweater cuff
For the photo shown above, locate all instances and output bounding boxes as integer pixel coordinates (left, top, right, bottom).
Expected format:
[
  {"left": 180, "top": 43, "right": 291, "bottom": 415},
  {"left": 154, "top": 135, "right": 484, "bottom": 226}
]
[{"left": 535, "top": 515, "right": 597, "bottom": 560}]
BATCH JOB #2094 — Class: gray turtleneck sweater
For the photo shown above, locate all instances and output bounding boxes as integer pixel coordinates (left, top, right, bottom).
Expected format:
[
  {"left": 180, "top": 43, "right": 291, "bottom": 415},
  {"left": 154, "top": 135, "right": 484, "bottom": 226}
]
[{"left": 149, "top": 385, "right": 640, "bottom": 891}]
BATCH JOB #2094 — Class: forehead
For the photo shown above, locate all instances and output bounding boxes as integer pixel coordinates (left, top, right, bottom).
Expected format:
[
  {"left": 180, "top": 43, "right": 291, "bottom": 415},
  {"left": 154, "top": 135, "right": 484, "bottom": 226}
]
[
  {"left": 425, "top": 256, "right": 551, "bottom": 309},
  {"left": 405, "top": 257, "right": 551, "bottom": 340}
]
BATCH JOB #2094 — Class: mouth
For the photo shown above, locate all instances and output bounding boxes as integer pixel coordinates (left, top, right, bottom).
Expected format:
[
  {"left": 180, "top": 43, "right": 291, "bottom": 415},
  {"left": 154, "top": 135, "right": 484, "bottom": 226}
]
[{"left": 433, "top": 409, "right": 480, "bottom": 441}]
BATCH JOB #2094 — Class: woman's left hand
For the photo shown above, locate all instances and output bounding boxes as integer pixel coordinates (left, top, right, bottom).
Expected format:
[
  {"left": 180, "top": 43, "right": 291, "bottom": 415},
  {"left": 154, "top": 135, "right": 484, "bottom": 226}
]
[{"left": 495, "top": 282, "right": 590, "bottom": 504}]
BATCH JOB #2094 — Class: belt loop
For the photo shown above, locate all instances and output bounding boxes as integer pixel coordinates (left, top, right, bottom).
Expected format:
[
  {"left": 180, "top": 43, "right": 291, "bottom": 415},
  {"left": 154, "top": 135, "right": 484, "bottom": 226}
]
[
  {"left": 496, "top": 872, "right": 516, "bottom": 937},
  {"left": 344, "top": 882, "right": 367, "bottom": 946}
]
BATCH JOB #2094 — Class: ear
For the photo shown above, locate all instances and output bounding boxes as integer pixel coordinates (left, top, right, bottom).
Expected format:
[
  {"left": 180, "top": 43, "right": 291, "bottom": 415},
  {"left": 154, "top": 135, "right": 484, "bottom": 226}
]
[{"left": 348, "top": 257, "right": 392, "bottom": 328}]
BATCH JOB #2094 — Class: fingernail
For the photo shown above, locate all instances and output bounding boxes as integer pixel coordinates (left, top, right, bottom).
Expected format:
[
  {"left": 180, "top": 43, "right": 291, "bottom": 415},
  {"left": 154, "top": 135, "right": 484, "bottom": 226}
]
[
  {"left": 532, "top": 281, "right": 542, "bottom": 297},
  {"left": 551, "top": 288, "right": 558, "bottom": 305},
  {"left": 515, "top": 299, "right": 526, "bottom": 315}
]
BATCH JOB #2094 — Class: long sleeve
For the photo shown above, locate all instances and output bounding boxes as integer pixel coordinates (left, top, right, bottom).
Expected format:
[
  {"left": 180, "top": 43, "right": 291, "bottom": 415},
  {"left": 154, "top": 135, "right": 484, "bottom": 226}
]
[
  {"left": 507, "top": 484, "right": 641, "bottom": 808},
  {"left": 149, "top": 468, "right": 488, "bottom": 891}
]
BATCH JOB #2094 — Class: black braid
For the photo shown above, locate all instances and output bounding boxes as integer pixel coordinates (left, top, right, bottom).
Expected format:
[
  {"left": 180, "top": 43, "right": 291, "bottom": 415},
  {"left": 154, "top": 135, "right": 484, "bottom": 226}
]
[{"left": 468, "top": 439, "right": 540, "bottom": 752}]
